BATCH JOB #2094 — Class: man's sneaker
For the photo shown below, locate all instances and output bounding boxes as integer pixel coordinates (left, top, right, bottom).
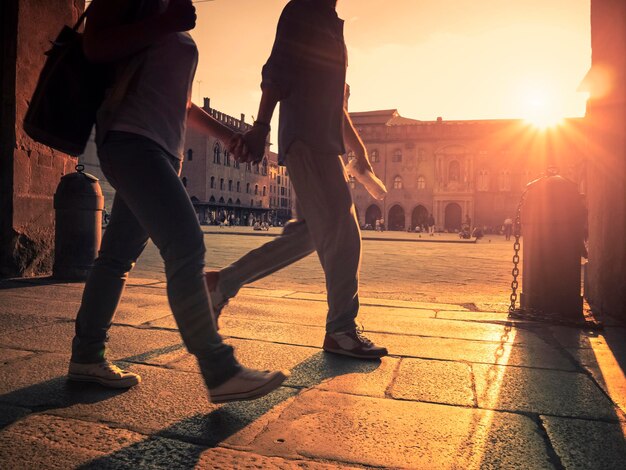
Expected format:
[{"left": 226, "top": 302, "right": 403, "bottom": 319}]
[
  {"left": 68, "top": 361, "right": 141, "bottom": 388},
  {"left": 208, "top": 367, "right": 288, "bottom": 404},
  {"left": 205, "top": 271, "right": 229, "bottom": 330},
  {"left": 323, "top": 328, "right": 388, "bottom": 359}
]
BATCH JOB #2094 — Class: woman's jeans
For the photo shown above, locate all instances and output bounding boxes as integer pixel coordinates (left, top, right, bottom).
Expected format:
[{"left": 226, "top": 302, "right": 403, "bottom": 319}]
[{"left": 71, "top": 131, "right": 239, "bottom": 387}]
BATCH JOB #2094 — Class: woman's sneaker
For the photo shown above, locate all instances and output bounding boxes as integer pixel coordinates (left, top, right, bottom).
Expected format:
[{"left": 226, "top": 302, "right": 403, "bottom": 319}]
[
  {"left": 208, "top": 367, "right": 288, "bottom": 404},
  {"left": 323, "top": 328, "right": 388, "bottom": 359},
  {"left": 68, "top": 361, "right": 141, "bottom": 388},
  {"left": 205, "top": 271, "right": 229, "bottom": 330}
]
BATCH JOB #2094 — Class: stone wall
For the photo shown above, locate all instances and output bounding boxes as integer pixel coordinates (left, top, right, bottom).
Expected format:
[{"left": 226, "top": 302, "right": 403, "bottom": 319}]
[
  {"left": 584, "top": 0, "right": 626, "bottom": 320},
  {"left": 0, "top": 0, "right": 84, "bottom": 277}
]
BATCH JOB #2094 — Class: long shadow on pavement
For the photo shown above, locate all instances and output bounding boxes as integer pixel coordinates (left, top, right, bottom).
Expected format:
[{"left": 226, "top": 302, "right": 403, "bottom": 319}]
[{"left": 0, "top": 343, "right": 379, "bottom": 468}]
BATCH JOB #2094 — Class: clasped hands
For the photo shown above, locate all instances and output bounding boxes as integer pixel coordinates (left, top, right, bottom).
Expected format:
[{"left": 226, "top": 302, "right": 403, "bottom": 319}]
[{"left": 228, "top": 124, "right": 268, "bottom": 164}]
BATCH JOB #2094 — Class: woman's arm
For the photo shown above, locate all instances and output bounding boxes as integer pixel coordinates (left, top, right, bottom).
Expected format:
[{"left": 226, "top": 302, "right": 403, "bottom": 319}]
[{"left": 83, "top": 0, "right": 196, "bottom": 63}]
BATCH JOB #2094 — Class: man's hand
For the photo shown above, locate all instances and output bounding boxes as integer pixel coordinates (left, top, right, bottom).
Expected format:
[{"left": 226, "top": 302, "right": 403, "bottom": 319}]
[
  {"left": 158, "top": 0, "right": 196, "bottom": 33},
  {"left": 236, "top": 123, "right": 269, "bottom": 163}
]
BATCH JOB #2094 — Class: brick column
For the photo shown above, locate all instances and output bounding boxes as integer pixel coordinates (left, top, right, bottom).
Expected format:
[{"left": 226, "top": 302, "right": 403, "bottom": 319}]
[
  {"left": 584, "top": 0, "right": 626, "bottom": 319},
  {"left": 0, "top": 0, "right": 84, "bottom": 277}
]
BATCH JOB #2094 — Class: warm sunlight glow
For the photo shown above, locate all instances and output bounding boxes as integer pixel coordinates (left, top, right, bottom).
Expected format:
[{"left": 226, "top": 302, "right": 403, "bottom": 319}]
[{"left": 520, "top": 87, "right": 565, "bottom": 129}]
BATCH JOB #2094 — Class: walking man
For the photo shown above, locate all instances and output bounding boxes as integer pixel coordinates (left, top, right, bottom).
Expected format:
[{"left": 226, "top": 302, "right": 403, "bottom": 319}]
[{"left": 209, "top": 0, "right": 387, "bottom": 359}]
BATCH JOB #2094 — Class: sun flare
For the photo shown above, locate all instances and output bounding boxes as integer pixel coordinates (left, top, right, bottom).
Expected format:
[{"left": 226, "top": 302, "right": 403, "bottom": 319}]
[{"left": 520, "top": 87, "right": 564, "bottom": 129}]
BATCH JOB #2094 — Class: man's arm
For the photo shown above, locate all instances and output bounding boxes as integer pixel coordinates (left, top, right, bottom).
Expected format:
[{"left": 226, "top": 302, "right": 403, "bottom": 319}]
[
  {"left": 234, "top": 85, "right": 281, "bottom": 163},
  {"left": 343, "top": 108, "right": 373, "bottom": 173},
  {"left": 232, "top": 2, "right": 309, "bottom": 163}
]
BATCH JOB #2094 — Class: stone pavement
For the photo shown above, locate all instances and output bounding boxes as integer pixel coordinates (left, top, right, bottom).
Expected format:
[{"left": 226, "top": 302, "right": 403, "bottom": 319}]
[{"left": 1, "top": 274, "right": 626, "bottom": 469}]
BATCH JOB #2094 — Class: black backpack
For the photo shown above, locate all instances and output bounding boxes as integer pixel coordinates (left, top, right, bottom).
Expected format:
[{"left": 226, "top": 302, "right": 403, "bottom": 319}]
[{"left": 23, "top": 4, "right": 106, "bottom": 156}]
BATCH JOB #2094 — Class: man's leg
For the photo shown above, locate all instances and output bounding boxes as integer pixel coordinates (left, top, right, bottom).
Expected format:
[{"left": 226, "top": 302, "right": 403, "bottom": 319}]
[
  {"left": 283, "top": 141, "right": 360, "bottom": 333},
  {"left": 217, "top": 217, "right": 315, "bottom": 300},
  {"left": 284, "top": 141, "right": 387, "bottom": 359}
]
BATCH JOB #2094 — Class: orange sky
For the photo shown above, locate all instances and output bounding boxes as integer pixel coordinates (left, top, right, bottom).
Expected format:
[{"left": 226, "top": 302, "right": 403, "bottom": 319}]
[{"left": 191, "top": 0, "right": 590, "bottom": 127}]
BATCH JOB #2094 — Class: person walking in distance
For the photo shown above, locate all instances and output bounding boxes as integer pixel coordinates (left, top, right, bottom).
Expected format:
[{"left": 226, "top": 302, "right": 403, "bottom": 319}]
[
  {"left": 68, "top": 0, "right": 286, "bottom": 403},
  {"left": 208, "top": 0, "right": 387, "bottom": 359},
  {"left": 427, "top": 213, "right": 435, "bottom": 236}
]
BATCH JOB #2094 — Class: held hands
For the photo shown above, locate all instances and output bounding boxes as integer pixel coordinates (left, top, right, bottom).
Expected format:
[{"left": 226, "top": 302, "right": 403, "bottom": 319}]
[
  {"left": 158, "top": 0, "right": 196, "bottom": 33},
  {"left": 229, "top": 123, "right": 269, "bottom": 164}
]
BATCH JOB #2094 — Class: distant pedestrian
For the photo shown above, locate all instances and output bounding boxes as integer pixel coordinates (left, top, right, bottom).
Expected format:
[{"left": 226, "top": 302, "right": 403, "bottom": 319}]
[
  {"left": 427, "top": 213, "right": 435, "bottom": 236},
  {"left": 503, "top": 217, "right": 513, "bottom": 240}
]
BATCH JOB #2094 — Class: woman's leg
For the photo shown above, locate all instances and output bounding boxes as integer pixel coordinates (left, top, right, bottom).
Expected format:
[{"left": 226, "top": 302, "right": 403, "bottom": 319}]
[{"left": 73, "top": 132, "right": 238, "bottom": 387}]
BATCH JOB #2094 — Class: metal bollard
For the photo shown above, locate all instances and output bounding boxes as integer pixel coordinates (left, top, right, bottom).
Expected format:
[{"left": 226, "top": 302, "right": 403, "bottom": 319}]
[{"left": 53, "top": 164, "right": 104, "bottom": 280}]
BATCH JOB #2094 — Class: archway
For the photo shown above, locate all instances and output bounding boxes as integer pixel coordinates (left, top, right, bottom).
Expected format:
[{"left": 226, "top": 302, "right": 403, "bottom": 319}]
[
  {"left": 365, "top": 204, "right": 382, "bottom": 228},
  {"left": 411, "top": 205, "right": 428, "bottom": 230},
  {"left": 444, "top": 203, "right": 462, "bottom": 231},
  {"left": 388, "top": 205, "right": 405, "bottom": 231}
]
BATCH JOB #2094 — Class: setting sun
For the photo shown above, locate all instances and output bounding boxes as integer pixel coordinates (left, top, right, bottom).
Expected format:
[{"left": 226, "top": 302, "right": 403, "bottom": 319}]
[{"left": 520, "top": 87, "right": 565, "bottom": 129}]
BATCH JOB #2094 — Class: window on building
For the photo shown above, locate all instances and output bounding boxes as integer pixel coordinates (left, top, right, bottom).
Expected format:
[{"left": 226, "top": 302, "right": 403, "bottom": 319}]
[
  {"left": 254, "top": 184, "right": 258, "bottom": 195},
  {"left": 263, "top": 186, "right": 267, "bottom": 196},
  {"left": 392, "top": 149, "right": 402, "bottom": 162},
  {"left": 449, "top": 160, "right": 460, "bottom": 182},
  {"left": 236, "top": 181, "right": 240, "bottom": 192},
  {"left": 255, "top": 163, "right": 260, "bottom": 174},
  {"left": 220, "top": 178, "right": 224, "bottom": 190},
  {"left": 277, "top": 175, "right": 281, "bottom": 185},
  {"left": 210, "top": 176, "right": 215, "bottom": 189},
  {"left": 371, "top": 149, "right": 379, "bottom": 163},
  {"left": 281, "top": 187, "right": 285, "bottom": 196},
  {"left": 246, "top": 162, "right": 251, "bottom": 172},
  {"left": 478, "top": 170, "right": 489, "bottom": 191},
  {"left": 228, "top": 180, "right": 233, "bottom": 191},
  {"left": 246, "top": 183, "right": 250, "bottom": 193},
  {"left": 393, "top": 175, "right": 403, "bottom": 189},
  {"left": 182, "top": 177, "right": 187, "bottom": 187},
  {"left": 187, "top": 149, "right": 193, "bottom": 161},
  {"left": 417, "top": 175, "right": 426, "bottom": 189},
  {"left": 498, "top": 170, "right": 511, "bottom": 191},
  {"left": 262, "top": 158, "right": 268, "bottom": 175},
  {"left": 234, "top": 160, "right": 240, "bottom": 169},
  {"left": 213, "top": 142, "right": 221, "bottom": 164},
  {"left": 224, "top": 150, "right": 230, "bottom": 167}
]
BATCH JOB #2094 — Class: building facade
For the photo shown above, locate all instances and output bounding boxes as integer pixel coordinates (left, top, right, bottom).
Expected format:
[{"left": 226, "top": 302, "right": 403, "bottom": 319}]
[
  {"left": 348, "top": 110, "right": 587, "bottom": 232},
  {"left": 181, "top": 98, "right": 294, "bottom": 226}
]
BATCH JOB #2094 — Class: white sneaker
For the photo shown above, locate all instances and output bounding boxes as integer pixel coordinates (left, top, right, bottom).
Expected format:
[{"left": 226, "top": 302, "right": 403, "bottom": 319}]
[
  {"left": 208, "top": 367, "right": 288, "bottom": 404},
  {"left": 68, "top": 361, "right": 141, "bottom": 388}
]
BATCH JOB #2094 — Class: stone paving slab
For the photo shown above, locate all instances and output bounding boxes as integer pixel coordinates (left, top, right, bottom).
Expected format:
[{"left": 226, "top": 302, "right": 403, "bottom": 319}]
[
  {"left": 0, "top": 347, "right": 34, "bottom": 365},
  {"left": 473, "top": 363, "right": 618, "bottom": 419},
  {"left": 390, "top": 358, "right": 474, "bottom": 407},
  {"left": 247, "top": 389, "right": 554, "bottom": 469},
  {"left": 284, "top": 291, "right": 470, "bottom": 312},
  {"left": 1, "top": 412, "right": 358, "bottom": 469},
  {"left": 0, "top": 321, "right": 183, "bottom": 361},
  {"left": 157, "top": 338, "right": 398, "bottom": 399},
  {"left": 48, "top": 363, "right": 299, "bottom": 448},
  {"left": 567, "top": 346, "right": 626, "bottom": 415},
  {"left": 0, "top": 299, "right": 79, "bottom": 324},
  {"left": 541, "top": 416, "right": 626, "bottom": 469}
]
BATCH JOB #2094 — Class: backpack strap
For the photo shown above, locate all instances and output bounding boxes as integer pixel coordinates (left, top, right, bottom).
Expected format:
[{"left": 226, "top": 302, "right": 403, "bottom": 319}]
[{"left": 72, "top": 3, "right": 93, "bottom": 32}]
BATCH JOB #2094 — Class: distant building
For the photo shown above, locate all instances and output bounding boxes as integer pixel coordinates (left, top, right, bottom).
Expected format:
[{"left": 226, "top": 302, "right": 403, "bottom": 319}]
[
  {"left": 181, "top": 98, "right": 294, "bottom": 226},
  {"left": 348, "top": 110, "right": 587, "bottom": 232}
]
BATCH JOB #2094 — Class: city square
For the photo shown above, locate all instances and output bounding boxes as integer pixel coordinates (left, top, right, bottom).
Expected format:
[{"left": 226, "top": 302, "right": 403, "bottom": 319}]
[{"left": 2, "top": 0, "right": 626, "bottom": 468}]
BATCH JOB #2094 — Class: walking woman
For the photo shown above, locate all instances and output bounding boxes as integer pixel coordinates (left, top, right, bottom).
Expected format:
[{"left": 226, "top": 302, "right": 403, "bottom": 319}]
[{"left": 68, "top": 0, "right": 286, "bottom": 403}]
